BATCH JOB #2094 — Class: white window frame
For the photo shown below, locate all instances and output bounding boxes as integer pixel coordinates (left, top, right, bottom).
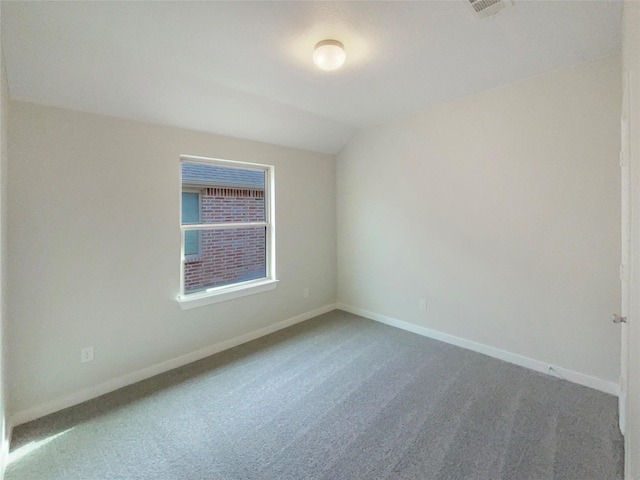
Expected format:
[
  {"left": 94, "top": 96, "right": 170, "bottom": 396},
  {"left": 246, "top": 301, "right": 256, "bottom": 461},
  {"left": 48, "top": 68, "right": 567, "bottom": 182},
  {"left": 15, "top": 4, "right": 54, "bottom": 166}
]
[{"left": 178, "top": 155, "right": 277, "bottom": 309}]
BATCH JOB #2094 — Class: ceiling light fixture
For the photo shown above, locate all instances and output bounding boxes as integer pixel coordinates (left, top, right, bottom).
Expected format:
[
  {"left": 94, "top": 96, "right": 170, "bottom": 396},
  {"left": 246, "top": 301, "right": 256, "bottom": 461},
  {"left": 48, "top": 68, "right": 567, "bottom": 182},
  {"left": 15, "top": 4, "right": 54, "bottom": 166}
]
[{"left": 313, "top": 40, "right": 345, "bottom": 71}]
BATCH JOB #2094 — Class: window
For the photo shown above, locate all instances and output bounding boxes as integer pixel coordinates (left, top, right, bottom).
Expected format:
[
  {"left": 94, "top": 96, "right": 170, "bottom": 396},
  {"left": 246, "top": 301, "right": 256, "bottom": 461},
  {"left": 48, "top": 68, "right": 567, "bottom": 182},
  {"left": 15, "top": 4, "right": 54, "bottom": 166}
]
[{"left": 178, "top": 156, "right": 277, "bottom": 308}]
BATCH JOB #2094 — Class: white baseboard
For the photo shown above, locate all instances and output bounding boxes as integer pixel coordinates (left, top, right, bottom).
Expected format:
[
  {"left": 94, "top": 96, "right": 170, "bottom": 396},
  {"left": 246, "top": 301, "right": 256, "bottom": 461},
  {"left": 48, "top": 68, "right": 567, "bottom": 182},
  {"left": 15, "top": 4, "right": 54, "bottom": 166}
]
[
  {"left": 11, "top": 304, "right": 337, "bottom": 427},
  {"left": 336, "top": 303, "right": 619, "bottom": 396},
  {"left": 10, "top": 302, "right": 619, "bottom": 427}
]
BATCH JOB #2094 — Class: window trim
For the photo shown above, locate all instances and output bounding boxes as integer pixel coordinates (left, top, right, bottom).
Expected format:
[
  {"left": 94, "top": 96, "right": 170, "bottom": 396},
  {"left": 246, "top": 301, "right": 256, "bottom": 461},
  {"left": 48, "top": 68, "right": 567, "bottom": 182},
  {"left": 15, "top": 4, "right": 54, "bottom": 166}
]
[{"left": 178, "top": 155, "right": 277, "bottom": 309}]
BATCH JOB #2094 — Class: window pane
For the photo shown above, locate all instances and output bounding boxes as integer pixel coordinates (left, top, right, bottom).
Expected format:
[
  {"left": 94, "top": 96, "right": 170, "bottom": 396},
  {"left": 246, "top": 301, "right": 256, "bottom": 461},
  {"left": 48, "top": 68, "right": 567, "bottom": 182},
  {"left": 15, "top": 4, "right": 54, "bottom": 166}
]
[
  {"left": 183, "top": 227, "right": 266, "bottom": 294},
  {"left": 181, "top": 192, "right": 200, "bottom": 224},
  {"left": 184, "top": 230, "right": 199, "bottom": 257},
  {"left": 181, "top": 161, "right": 265, "bottom": 223}
]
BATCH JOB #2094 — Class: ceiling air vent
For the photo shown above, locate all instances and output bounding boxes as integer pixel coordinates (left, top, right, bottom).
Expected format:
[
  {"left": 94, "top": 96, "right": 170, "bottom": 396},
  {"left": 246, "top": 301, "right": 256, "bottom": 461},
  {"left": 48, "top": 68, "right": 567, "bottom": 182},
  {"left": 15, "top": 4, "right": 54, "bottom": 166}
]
[{"left": 468, "top": 0, "right": 510, "bottom": 18}]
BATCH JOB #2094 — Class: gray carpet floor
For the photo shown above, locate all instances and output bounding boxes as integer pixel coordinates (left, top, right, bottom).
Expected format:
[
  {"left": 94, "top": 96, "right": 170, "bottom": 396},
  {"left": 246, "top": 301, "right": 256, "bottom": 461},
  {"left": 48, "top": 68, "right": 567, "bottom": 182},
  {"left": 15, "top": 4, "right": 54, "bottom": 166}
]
[{"left": 7, "top": 310, "right": 624, "bottom": 479}]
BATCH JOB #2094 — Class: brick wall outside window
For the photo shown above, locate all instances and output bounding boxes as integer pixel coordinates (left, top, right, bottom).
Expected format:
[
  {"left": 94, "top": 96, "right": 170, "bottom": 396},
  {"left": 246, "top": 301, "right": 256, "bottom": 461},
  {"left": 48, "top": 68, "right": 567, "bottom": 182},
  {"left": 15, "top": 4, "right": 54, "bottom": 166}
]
[{"left": 184, "top": 187, "right": 265, "bottom": 293}]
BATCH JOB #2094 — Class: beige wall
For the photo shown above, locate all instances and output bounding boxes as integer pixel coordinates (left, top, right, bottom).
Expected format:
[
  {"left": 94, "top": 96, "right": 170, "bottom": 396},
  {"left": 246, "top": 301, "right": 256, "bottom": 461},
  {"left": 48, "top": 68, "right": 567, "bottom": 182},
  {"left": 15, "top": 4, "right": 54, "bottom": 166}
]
[
  {"left": 623, "top": 1, "right": 640, "bottom": 477},
  {"left": 0, "top": 7, "right": 10, "bottom": 476},
  {"left": 7, "top": 102, "right": 337, "bottom": 417},
  {"left": 337, "top": 55, "right": 621, "bottom": 385}
]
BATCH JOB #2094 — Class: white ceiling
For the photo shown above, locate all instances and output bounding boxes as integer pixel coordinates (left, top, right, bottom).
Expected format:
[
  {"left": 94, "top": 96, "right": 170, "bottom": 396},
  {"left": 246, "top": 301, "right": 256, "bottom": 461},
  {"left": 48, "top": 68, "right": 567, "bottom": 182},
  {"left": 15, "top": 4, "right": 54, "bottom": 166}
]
[{"left": 1, "top": 1, "right": 623, "bottom": 154}]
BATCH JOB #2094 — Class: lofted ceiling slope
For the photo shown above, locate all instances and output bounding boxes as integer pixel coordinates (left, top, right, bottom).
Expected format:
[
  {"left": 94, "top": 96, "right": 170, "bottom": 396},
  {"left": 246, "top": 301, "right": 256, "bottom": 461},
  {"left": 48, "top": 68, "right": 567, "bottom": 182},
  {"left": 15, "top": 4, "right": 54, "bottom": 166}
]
[{"left": 1, "top": 1, "right": 623, "bottom": 154}]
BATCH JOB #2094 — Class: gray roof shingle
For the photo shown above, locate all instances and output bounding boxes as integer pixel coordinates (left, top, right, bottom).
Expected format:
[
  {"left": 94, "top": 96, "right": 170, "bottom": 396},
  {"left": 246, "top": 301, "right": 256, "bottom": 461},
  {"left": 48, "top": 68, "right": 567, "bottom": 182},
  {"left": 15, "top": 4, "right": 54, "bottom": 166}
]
[{"left": 181, "top": 161, "right": 264, "bottom": 189}]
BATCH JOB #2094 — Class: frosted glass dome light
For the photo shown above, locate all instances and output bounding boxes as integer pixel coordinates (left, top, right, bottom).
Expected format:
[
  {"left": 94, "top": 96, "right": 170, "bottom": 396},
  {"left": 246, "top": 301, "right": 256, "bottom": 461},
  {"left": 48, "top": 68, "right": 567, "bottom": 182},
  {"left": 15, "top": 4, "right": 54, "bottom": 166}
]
[{"left": 313, "top": 40, "right": 346, "bottom": 71}]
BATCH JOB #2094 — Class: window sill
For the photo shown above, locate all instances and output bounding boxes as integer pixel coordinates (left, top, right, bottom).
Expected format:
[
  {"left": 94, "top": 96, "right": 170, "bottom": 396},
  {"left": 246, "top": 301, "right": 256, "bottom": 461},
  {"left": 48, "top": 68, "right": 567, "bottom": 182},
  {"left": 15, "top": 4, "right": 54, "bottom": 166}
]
[{"left": 177, "top": 278, "right": 278, "bottom": 310}]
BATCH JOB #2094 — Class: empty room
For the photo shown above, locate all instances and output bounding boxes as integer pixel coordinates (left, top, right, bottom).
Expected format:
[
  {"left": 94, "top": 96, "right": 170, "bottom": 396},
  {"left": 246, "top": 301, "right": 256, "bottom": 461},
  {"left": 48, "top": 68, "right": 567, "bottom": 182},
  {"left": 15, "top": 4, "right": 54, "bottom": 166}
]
[{"left": 0, "top": 1, "right": 639, "bottom": 479}]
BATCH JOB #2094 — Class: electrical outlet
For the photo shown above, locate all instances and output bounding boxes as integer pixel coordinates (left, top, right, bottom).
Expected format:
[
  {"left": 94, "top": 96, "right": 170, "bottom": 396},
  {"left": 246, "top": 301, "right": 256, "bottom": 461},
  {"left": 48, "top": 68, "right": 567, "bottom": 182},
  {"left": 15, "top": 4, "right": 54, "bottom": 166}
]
[
  {"left": 419, "top": 299, "right": 427, "bottom": 311},
  {"left": 303, "top": 288, "right": 309, "bottom": 298},
  {"left": 80, "top": 346, "right": 94, "bottom": 363}
]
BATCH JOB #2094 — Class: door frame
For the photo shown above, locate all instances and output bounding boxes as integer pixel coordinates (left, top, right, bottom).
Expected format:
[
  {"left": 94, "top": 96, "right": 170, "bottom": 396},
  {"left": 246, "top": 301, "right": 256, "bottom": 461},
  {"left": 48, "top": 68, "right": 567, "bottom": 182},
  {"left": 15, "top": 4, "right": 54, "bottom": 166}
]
[{"left": 620, "top": 71, "right": 631, "bottom": 435}]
